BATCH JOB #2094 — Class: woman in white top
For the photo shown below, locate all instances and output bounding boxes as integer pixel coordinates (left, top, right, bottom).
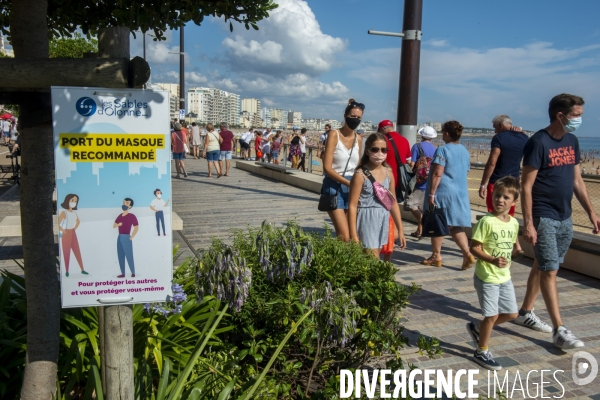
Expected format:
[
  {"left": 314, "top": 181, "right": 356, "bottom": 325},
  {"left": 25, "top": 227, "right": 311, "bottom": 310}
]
[
  {"left": 321, "top": 98, "right": 364, "bottom": 241},
  {"left": 58, "top": 194, "right": 88, "bottom": 277},
  {"left": 203, "top": 123, "right": 223, "bottom": 178}
]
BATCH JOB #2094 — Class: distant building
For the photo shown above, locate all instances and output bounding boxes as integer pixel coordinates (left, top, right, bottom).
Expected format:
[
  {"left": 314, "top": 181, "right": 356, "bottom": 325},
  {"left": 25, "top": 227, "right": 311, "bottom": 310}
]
[
  {"left": 187, "top": 87, "right": 240, "bottom": 127},
  {"left": 154, "top": 83, "right": 180, "bottom": 121},
  {"left": 241, "top": 98, "right": 261, "bottom": 127},
  {"left": 269, "top": 108, "right": 286, "bottom": 129},
  {"left": 260, "top": 108, "right": 272, "bottom": 128},
  {"left": 287, "top": 111, "right": 302, "bottom": 129}
]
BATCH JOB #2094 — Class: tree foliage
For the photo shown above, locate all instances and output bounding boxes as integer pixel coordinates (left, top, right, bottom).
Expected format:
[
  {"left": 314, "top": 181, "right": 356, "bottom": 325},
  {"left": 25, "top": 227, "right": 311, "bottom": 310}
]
[
  {"left": 49, "top": 32, "right": 97, "bottom": 58},
  {"left": 0, "top": 0, "right": 278, "bottom": 40}
]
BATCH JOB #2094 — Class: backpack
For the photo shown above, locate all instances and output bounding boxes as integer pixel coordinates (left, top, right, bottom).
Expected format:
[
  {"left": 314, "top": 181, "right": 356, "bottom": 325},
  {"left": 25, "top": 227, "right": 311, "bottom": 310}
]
[{"left": 413, "top": 143, "right": 432, "bottom": 185}]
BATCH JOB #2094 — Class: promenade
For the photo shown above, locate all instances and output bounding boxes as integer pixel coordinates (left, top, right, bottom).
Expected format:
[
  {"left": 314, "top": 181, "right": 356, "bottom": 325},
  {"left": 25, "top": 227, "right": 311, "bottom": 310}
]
[{"left": 0, "top": 159, "right": 599, "bottom": 397}]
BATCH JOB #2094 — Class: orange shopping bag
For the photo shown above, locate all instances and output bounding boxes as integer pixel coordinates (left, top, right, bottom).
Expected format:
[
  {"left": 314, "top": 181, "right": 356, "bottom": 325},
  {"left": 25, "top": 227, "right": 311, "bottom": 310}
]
[{"left": 381, "top": 214, "right": 396, "bottom": 255}]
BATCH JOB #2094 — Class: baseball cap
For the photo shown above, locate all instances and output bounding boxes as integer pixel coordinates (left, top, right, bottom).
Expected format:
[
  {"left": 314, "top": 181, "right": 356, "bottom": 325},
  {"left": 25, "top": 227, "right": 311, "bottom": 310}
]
[
  {"left": 378, "top": 120, "right": 394, "bottom": 130},
  {"left": 418, "top": 126, "right": 437, "bottom": 139}
]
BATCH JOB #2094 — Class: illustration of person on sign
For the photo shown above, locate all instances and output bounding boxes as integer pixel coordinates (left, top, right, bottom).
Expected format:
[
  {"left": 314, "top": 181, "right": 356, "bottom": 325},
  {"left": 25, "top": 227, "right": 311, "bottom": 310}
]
[
  {"left": 113, "top": 198, "right": 139, "bottom": 278},
  {"left": 149, "top": 189, "right": 170, "bottom": 236},
  {"left": 58, "top": 194, "right": 88, "bottom": 277}
]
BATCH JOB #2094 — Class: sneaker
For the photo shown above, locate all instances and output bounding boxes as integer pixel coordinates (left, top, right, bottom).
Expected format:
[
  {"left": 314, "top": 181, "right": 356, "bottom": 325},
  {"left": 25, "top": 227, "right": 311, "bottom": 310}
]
[
  {"left": 466, "top": 322, "right": 480, "bottom": 347},
  {"left": 117, "top": 274, "right": 125, "bottom": 278},
  {"left": 65, "top": 271, "right": 69, "bottom": 277},
  {"left": 473, "top": 350, "right": 502, "bottom": 371},
  {"left": 81, "top": 270, "right": 89, "bottom": 275},
  {"left": 514, "top": 309, "right": 553, "bottom": 333},
  {"left": 553, "top": 327, "right": 584, "bottom": 349}
]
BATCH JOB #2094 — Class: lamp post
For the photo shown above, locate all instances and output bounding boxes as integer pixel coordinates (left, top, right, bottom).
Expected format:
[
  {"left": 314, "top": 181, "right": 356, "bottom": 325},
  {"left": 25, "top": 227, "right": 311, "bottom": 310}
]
[
  {"left": 168, "top": 25, "right": 186, "bottom": 121},
  {"left": 368, "top": 0, "right": 423, "bottom": 147}
]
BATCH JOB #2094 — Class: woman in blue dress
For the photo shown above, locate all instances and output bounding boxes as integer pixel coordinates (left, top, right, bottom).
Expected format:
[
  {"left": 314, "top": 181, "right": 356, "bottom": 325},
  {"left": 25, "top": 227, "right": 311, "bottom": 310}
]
[{"left": 422, "top": 120, "right": 475, "bottom": 270}]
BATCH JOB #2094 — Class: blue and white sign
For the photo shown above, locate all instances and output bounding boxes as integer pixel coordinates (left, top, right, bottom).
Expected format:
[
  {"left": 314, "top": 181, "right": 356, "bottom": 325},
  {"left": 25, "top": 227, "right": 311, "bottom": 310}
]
[
  {"left": 179, "top": 109, "right": 185, "bottom": 121},
  {"left": 52, "top": 87, "right": 173, "bottom": 308}
]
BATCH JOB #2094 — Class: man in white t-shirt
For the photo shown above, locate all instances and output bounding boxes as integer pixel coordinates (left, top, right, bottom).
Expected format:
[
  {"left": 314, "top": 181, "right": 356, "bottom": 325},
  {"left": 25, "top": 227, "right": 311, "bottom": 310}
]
[
  {"left": 240, "top": 128, "right": 254, "bottom": 159},
  {"left": 149, "top": 189, "right": 170, "bottom": 236}
]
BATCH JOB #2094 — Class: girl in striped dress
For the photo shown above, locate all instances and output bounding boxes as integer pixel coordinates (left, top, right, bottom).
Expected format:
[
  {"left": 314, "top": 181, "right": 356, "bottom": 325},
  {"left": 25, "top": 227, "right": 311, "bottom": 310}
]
[{"left": 348, "top": 133, "right": 406, "bottom": 258}]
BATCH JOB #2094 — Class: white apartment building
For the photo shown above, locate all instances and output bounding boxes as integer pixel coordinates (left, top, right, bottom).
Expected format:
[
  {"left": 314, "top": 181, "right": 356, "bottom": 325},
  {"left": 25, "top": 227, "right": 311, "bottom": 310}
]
[
  {"left": 260, "top": 108, "right": 271, "bottom": 128},
  {"left": 154, "top": 83, "right": 180, "bottom": 121},
  {"left": 187, "top": 87, "right": 240, "bottom": 127},
  {"left": 287, "top": 111, "right": 302, "bottom": 129},
  {"left": 269, "top": 108, "right": 286, "bottom": 129}
]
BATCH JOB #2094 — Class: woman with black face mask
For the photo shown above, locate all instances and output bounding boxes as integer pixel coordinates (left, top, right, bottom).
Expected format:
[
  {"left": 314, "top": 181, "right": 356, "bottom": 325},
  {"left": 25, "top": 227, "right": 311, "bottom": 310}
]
[{"left": 319, "top": 98, "right": 364, "bottom": 241}]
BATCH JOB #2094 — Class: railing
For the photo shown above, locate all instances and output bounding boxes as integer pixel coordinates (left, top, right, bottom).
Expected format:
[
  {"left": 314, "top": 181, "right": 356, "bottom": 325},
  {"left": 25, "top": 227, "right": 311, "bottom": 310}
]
[{"left": 468, "top": 163, "right": 599, "bottom": 232}]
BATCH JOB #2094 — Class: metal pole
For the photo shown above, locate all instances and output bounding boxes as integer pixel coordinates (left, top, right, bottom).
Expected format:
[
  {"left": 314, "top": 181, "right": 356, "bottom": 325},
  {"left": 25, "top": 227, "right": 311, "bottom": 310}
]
[
  {"left": 179, "top": 25, "right": 185, "bottom": 114},
  {"left": 143, "top": 32, "right": 146, "bottom": 61},
  {"left": 397, "top": 0, "right": 423, "bottom": 148}
]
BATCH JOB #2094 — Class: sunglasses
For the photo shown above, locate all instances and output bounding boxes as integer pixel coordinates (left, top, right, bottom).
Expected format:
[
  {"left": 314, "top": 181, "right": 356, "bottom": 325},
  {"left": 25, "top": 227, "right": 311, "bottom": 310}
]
[
  {"left": 369, "top": 147, "right": 388, "bottom": 154},
  {"left": 350, "top": 101, "right": 365, "bottom": 110}
]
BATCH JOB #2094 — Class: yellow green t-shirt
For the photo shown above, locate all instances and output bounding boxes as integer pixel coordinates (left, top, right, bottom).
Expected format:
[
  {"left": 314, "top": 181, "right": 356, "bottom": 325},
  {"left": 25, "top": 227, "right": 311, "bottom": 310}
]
[{"left": 471, "top": 213, "right": 519, "bottom": 284}]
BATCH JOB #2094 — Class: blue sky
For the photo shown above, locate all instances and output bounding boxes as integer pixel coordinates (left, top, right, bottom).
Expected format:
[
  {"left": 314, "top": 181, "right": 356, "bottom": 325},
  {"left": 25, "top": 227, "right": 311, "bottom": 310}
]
[{"left": 129, "top": 0, "right": 599, "bottom": 136}]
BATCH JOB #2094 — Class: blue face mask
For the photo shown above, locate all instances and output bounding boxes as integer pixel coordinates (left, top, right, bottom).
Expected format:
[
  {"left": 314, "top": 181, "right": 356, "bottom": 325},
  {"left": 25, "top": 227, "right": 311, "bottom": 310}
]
[
  {"left": 122, "top": 205, "right": 129, "bottom": 211},
  {"left": 560, "top": 114, "right": 582, "bottom": 133}
]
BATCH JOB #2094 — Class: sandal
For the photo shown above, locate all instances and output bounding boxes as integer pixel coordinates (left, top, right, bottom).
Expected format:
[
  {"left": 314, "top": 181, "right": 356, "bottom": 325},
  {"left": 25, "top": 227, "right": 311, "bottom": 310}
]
[
  {"left": 462, "top": 254, "right": 476, "bottom": 270},
  {"left": 421, "top": 257, "right": 442, "bottom": 268},
  {"left": 410, "top": 231, "right": 422, "bottom": 240}
]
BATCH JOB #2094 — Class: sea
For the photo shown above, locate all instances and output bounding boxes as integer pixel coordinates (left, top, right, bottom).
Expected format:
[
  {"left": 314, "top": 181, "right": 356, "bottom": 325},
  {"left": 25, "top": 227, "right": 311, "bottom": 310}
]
[{"left": 460, "top": 135, "right": 600, "bottom": 153}]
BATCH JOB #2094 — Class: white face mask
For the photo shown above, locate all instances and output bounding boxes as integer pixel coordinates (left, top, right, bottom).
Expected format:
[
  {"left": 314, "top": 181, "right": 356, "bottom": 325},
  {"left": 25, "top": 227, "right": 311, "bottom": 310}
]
[
  {"left": 69, "top": 202, "right": 77, "bottom": 208},
  {"left": 369, "top": 152, "right": 387, "bottom": 164},
  {"left": 156, "top": 194, "right": 162, "bottom": 199}
]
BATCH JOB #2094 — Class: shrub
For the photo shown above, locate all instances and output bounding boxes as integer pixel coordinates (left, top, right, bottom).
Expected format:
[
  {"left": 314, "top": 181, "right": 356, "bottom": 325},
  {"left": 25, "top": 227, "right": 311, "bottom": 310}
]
[{"left": 192, "top": 221, "right": 440, "bottom": 398}]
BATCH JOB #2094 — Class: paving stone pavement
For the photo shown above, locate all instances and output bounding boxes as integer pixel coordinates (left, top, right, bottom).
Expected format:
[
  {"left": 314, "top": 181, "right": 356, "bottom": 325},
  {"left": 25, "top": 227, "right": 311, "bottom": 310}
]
[{"left": 1, "top": 159, "right": 599, "bottom": 398}]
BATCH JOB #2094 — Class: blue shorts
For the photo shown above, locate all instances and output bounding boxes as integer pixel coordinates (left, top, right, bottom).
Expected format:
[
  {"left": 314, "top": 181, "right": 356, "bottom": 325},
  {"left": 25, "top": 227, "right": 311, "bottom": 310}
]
[
  {"left": 271, "top": 150, "right": 280, "bottom": 158},
  {"left": 533, "top": 217, "right": 573, "bottom": 271},
  {"left": 2, "top": 131, "right": 9, "bottom": 138},
  {"left": 321, "top": 174, "right": 352, "bottom": 210},
  {"left": 173, "top": 152, "right": 185, "bottom": 160},
  {"left": 220, "top": 150, "right": 232, "bottom": 160},
  {"left": 206, "top": 150, "right": 220, "bottom": 161},
  {"left": 474, "top": 275, "right": 518, "bottom": 317}
]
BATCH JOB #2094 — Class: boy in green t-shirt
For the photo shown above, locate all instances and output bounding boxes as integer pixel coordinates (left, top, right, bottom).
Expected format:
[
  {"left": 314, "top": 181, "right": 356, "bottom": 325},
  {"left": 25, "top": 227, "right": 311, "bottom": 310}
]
[{"left": 467, "top": 176, "right": 520, "bottom": 370}]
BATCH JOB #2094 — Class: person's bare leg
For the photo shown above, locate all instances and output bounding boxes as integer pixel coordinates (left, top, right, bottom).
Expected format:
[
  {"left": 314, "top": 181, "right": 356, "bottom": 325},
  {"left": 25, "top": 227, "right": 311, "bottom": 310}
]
[
  {"left": 207, "top": 160, "right": 212, "bottom": 177},
  {"left": 327, "top": 209, "right": 349, "bottom": 241},
  {"left": 180, "top": 160, "right": 187, "bottom": 176},
  {"left": 225, "top": 159, "right": 231, "bottom": 176},
  {"left": 427, "top": 236, "right": 443, "bottom": 262},
  {"left": 539, "top": 270, "right": 563, "bottom": 329},
  {"left": 383, "top": 253, "right": 392, "bottom": 262},
  {"left": 521, "top": 260, "right": 541, "bottom": 310},
  {"left": 174, "top": 159, "right": 181, "bottom": 175},
  {"left": 478, "top": 315, "right": 498, "bottom": 349},
  {"left": 411, "top": 209, "right": 422, "bottom": 235},
  {"left": 450, "top": 227, "right": 471, "bottom": 258},
  {"left": 218, "top": 160, "right": 223, "bottom": 173},
  {"left": 214, "top": 161, "right": 222, "bottom": 175}
]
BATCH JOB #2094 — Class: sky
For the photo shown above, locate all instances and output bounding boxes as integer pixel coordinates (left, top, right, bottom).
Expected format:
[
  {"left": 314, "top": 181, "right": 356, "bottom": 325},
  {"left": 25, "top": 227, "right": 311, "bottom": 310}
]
[{"left": 9, "top": 0, "right": 600, "bottom": 135}]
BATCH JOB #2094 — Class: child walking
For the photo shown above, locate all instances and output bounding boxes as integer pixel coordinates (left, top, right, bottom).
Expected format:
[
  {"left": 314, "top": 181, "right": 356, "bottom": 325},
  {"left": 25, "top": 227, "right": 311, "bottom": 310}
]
[
  {"left": 348, "top": 133, "right": 406, "bottom": 258},
  {"left": 466, "top": 176, "right": 521, "bottom": 370}
]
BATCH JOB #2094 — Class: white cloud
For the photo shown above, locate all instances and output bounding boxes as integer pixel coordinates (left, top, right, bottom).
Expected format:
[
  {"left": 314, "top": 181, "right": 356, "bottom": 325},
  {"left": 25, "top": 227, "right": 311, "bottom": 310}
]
[
  {"left": 237, "top": 73, "right": 348, "bottom": 99},
  {"left": 427, "top": 39, "right": 448, "bottom": 47},
  {"left": 220, "top": 0, "right": 347, "bottom": 77},
  {"left": 346, "top": 41, "right": 600, "bottom": 130}
]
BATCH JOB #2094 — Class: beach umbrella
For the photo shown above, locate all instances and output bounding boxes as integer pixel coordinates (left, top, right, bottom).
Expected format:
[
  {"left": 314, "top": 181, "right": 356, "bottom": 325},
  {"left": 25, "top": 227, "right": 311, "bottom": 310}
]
[{"left": 0, "top": 113, "right": 13, "bottom": 120}]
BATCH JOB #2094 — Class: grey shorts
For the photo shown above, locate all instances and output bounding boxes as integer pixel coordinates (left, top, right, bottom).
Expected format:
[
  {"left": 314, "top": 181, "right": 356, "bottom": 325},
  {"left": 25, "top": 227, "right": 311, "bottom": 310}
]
[
  {"left": 405, "top": 189, "right": 425, "bottom": 211},
  {"left": 473, "top": 275, "right": 518, "bottom": 317},
  {"left": 533, "top": 217, "right": 573, "bottom": 272}
]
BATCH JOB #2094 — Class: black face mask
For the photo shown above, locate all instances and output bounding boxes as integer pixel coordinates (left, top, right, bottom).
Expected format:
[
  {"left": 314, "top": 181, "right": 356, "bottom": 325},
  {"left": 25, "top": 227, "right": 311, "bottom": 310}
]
[{"left": 345, "top": 117, "right": 361, "bottom": 130}]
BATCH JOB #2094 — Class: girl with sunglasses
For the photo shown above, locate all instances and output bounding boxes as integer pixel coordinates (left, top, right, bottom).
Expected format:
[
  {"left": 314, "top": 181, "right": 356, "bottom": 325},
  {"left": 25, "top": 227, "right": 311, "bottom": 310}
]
[
  {"left": 348, "top": 133, "right": 406, "bottom": 257},
  {"left": 321, "top": 99, "right": 364, "bottom": 240}
]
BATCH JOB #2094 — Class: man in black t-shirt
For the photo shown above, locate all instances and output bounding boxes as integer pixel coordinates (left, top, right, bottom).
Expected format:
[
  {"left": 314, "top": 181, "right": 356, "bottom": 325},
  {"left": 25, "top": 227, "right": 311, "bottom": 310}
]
[
  {"left": 514, "top": 94, "right": 599, "bottom": 350},
  {"left": 479, "top": 114, "right": 528, "bottom": 253}
]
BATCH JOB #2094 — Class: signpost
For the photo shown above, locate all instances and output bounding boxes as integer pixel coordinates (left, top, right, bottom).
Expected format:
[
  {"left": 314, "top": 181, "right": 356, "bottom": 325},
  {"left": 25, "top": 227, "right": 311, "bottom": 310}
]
[
  {"left": 179, "top": 108, "right": 185, "bottom": 122},
  {"left": 51, "top": 87, "right": 173, "bottom": 308}
]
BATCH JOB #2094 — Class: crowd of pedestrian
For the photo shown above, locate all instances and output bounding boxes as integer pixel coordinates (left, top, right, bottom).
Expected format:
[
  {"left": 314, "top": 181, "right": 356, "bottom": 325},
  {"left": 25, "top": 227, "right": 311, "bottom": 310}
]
[{"left": 313, "top": 94, "right": 598, "bottom": 372}]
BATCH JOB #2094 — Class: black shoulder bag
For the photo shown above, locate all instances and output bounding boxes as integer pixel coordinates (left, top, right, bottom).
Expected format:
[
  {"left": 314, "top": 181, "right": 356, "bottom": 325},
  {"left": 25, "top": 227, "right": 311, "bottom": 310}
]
[
  {"left": 386, "top": 134, "right": 414, "bottom": 202},
  {"left": 318, "top": 133, "right": 357, "bottom": 212}
]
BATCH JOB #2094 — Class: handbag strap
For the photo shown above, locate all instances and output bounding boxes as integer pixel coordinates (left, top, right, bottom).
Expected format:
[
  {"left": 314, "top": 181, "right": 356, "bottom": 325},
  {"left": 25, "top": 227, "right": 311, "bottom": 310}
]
[
  {"left": 332, "top": 132, "right": 357, "bottom": 196},
  {"left": 386, "top": 133, "right": 404, "bottom": 166}
]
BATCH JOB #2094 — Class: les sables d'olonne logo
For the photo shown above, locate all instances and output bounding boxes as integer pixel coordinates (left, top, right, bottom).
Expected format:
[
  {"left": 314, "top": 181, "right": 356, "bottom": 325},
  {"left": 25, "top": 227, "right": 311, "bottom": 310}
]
[{"left": 76, "top": 97, "right": 97, "bottom": 117}]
